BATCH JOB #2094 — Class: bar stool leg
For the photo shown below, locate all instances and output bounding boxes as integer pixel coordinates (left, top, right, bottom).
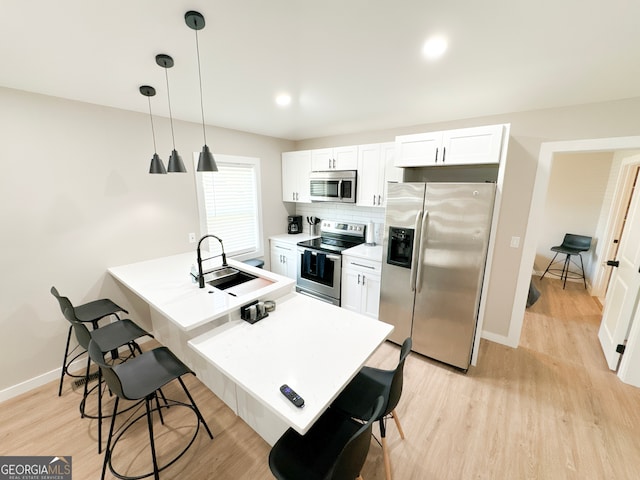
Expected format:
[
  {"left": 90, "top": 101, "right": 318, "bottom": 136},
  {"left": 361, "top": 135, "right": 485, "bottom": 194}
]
[
  {"left": 178, "top": 377, "right": 214, "bottom": 439},
  {"left": 540, "top": 252, "right": 560, "bottom": 281},
  {"left": 578, "top": 253, "right": 587, "bottom": 288},
  {"left": 58, "top": 326, "right": 73, "bottom": 396},
  {"left": 102, "top": 396, "right": 119, "bottom": 480},
  {"left": 145, "top": 396, "right": 161, "bottom": 480}
]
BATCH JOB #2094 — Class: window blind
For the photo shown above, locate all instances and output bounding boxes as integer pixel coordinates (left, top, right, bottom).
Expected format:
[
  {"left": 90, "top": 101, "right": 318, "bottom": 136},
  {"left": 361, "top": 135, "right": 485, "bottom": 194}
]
[{"left": 197, "top": 157, "right": 262, "bottom": 259}]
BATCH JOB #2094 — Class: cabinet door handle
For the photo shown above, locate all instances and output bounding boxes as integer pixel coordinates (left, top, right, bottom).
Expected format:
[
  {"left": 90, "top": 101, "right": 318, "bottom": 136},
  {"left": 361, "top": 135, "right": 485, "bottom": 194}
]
[
  {"left": 372, "top": 194, "right": 376, "bottom": 205},
  {"left": 377, "top": 194, "right": 382, "bottom": 205},
  {"left": 332, "top": 158, "right": 336, "bottom": 168},
  {"left": 328, "top": 159, "right": 331, "bottom": 169},
  {"left": 292, "top": 192, "right": 295, "bottom": 201},
  {"left": 435, "top": 147, "right": 439, "bottom": 163},
  {"left": 357, "top": 274, "right": 361, "bottom": 285},
  {"left": 442, "top": 146, "right": 446, "bottom": 163},
  {"left": 352, "top": 262, "right": 375, "bottom": 270},
  {"left": 362, "top": 275, "right": 366, "bottom": 285}
]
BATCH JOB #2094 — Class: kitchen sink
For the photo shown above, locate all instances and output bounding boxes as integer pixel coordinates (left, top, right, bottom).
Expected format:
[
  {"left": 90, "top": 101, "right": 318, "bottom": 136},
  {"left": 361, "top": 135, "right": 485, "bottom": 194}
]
[{"left": 206, "top": 267, "right": 258, "bottom": 290}]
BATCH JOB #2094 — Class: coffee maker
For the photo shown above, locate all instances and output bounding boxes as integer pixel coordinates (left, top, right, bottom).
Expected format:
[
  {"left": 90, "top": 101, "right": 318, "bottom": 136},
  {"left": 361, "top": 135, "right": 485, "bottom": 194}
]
[{"left": 287, "top": 215, "right": 303, "bottom": 234}]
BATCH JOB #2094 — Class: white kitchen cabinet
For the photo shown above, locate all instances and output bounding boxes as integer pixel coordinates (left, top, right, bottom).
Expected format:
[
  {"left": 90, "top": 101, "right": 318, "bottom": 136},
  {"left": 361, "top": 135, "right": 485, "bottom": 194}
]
[
  {"left": 282, "top": 150, "right": 311, "bottom": 202},
  {"left": 311, "top": 146, "right": 358, "bottom": 171},
  {"left": 395, "top": 124, "right": 504, "bottom": 167},
  {"left": 269, "top": 240, "right": 298, "bottom": 279},
  {"left": 357, "top": 142, "right": 403, "bottom": 207},
  {"left": 341, "top": 255, "right": 381, "bottom": 319}
]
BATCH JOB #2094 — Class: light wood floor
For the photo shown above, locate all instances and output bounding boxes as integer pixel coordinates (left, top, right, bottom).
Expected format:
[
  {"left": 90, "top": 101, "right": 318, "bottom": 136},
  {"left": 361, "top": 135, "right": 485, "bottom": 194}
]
[{"left": 2, "top": 277, "right": 640, "bottom": 479}]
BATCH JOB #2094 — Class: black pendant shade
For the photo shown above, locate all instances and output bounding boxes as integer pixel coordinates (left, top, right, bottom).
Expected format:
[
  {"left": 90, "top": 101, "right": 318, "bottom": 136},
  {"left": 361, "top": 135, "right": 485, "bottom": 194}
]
[
  {"left": 197, "top": 145, "right": 218, "bottom": 172},
  {"left": 168, "top": 149, "right": 186, "bottom": 173},
  {"left": 156, "top": 54, "right": 186, "bottom": 173},
  {"left": 149, "top": 153, "right": 167, "bottom": 174},
  {"left": 140, "top": 85, "right": 167, "bottom": 175},
  {"left": 186, "top": 11, "right": 218, "bottom": 172}
]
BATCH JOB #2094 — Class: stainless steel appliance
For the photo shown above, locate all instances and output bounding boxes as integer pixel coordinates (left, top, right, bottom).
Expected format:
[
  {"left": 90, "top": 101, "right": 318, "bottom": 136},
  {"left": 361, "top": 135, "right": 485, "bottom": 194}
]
[
  {"left": 288, "top": 215, "right": 303, "bottom": 234},
  {"left": 309, "top": 170, "right": 357, "bottom": 203},
  {"left": 296, "top": 220, "right": 366, "bottom": 305},
  {"left": 380, "top": 182, "right": 496, "bottom": 370}
]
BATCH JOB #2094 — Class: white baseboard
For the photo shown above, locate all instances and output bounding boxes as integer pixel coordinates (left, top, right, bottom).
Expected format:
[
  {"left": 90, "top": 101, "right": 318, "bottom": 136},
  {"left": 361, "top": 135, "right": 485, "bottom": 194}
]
[
  {"left": 481, "top": 330, "right": 519, "bottom": 348},
  {"left": 0, "top": 336, "right": 155, "bottom": 404}
]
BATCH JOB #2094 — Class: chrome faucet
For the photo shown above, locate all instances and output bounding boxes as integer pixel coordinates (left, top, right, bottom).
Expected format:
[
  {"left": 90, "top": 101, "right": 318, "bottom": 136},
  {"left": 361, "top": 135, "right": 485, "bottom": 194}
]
[{"left": 196, "top": 234, "right": 228, "bottom": 288}]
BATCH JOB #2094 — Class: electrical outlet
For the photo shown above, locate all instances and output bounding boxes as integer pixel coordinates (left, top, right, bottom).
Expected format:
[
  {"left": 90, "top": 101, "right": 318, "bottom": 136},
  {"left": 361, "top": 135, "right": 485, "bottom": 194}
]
[
  {"left": 188, "top": 232, "right": 197, "bottom": 243},
  {"left": 510, "top": 236, "right": 520, "bottom": 248}
]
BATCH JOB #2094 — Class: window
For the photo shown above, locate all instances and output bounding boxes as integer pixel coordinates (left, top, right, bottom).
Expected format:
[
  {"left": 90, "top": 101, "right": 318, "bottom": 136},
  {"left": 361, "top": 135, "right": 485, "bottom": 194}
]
[{"left": 194, "top": 154, "right": 264, "bottom": 263}]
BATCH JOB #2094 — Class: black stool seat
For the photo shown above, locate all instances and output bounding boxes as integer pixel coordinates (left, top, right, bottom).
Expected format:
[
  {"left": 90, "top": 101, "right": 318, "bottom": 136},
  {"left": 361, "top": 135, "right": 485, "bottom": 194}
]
[
  {"left": 74, "top": 298, "right": 128, "bottom": 323},
  {"left": 111, "top": 347, "right": 193, "bottom": 401},
  {"left": 90, "top": 319, "right": 150, "bottom": 353},
  {"left": 269, "top": 396, "right": 384, "bottom": 480},
  {"left": 540, "top": 233, "right": 592, "bottom": 289}
]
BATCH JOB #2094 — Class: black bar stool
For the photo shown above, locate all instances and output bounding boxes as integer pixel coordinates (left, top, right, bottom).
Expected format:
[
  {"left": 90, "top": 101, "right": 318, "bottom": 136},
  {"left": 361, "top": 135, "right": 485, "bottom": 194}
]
[
  {"left": 540, "top": 234, "right": 592, "bottom": 289},
  {"left": 51, "top": 286, "right": 129, "bottom": 395},
  {"left": 87, "top": 340, "right": 214, "bottom": 480},
  {"left": 62, "top": 306, "right": 152, "bottom": 453}
]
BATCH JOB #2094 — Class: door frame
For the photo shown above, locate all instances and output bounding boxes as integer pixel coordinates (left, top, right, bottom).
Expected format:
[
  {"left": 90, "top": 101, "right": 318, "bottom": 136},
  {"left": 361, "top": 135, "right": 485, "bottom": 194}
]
[
  {"left": 510, "top": 136, "right": 640, "bottom": 351},
  {"left": 591, "top": 157, "right": 640, "bottom": 300}
]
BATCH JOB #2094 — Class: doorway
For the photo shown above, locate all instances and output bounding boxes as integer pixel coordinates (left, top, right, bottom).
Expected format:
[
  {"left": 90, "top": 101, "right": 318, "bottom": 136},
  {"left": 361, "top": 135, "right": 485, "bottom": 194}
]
[{"left": 512, "top": 135, "right": 640, "bottom": 387}]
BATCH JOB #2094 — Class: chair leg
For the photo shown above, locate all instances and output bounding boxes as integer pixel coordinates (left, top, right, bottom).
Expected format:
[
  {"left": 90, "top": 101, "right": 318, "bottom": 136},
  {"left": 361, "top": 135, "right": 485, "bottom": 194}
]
[
  {"left": 379, "top": 418, "right": 392, "bottom": 480},
  {"left": 578, "top": 253, "right": 587, "bottom": 288},
  {"left": 97, "top": 368, "right": 103, "bottom": 454},
  {"left": 102, "top": 396, "right": 119, "bottom": 480},
  {"left": 58, "top": 326, "right": 73, "bottom": 396},
  {"left": 145, "top": 397, "right": 161, "bottom": 480},
  {"left": 80, "top": 354, "right": 92, "bottom": 418},
  {"left": 178, "top": 377, "right": 214, "bottom": 439},
  {"left": 391, "top": 409, "right": 405, "bottom": 440},
  {"left": 561, "top": 254, "right": 571, "bottom": 289},
  {"left": 540, "top": 252, "right": 560, "bottom": 281}
]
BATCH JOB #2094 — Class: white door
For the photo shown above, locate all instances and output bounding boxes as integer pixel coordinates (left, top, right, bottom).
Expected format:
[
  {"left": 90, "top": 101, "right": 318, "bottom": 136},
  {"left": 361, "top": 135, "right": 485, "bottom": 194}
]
[{"left": 598, "top": 174, "right": 640, "bottom": 370}]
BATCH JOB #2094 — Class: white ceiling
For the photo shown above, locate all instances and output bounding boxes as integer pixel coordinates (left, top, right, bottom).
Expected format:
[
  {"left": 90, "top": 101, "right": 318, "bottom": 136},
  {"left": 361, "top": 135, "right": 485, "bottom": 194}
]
[{"left": 2, "top": 0, "right": 639, "bottom": 141}]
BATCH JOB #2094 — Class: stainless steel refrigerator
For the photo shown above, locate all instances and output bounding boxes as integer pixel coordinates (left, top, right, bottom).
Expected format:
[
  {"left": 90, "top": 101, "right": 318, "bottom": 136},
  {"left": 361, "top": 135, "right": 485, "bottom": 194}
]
[{"left": 380, "top": 182, "right": 496, "bottom": 370}]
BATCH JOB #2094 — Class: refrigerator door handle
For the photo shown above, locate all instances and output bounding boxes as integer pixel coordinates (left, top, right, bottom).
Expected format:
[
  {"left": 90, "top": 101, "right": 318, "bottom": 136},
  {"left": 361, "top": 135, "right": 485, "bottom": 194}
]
[
  {"left": 416, "top": 210, "right": 429, "bottom": 293},
  {"left": 410, "top": 210, "right": 423, "bottom": 291}
]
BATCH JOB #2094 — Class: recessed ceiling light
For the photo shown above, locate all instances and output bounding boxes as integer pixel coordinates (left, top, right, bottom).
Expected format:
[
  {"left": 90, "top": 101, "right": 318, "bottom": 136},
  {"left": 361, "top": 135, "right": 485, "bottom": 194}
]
[
  {"left": 422, "top": 35, "right": 448, "bottom": 60},
  {"left": 275, "top": 93, "right": 292, "bottom": 107}
]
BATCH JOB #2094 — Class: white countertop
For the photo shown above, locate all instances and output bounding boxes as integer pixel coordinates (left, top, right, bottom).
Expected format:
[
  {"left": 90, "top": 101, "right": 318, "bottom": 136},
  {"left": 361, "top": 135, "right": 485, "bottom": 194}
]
[
  {"left": 189, "top": 292, "right": 393, "bottom": 435},
  {"left": 342, "top": 243, "right": 384, "bottom": 262},
  {"left": 269, "top": 233, "right": 319, "bottom": 244},
  {"left": 108, "top": 252, "right": 295, "bottom": 332}
]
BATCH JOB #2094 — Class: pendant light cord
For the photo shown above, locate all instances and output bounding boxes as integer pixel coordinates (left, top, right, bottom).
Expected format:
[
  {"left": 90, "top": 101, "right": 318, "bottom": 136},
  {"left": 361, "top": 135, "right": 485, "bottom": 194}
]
[
  {"left": 147, "top": 96, "right": 158, "bottom": 152},
  {"left": 163, "top": 67, "right": 177, "bottom": 149},
  {"left": 194, "top": 28, "right": 208, "bottom": 144}
]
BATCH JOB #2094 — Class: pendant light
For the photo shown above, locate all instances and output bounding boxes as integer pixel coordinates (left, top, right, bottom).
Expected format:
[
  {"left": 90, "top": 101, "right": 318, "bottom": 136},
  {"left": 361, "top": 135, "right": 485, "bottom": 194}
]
[
  {"left": 140, "top": 85, "right": 167, "bottom": 174},
  {"left": 156, "top": 54, "right": 187, "bottom": 173},
  {"left": 185, "top": 10, "right": 218, "bottom": 172}
]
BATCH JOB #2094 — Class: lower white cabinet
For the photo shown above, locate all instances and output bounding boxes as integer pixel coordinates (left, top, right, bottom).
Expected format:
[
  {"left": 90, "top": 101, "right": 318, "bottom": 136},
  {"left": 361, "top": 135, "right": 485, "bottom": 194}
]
[
  {"left": 270, "top": 240, "right": 297, "bottom": 280},
  {"left": 341, "top": 255, "right": 381, "bottom": 319}
]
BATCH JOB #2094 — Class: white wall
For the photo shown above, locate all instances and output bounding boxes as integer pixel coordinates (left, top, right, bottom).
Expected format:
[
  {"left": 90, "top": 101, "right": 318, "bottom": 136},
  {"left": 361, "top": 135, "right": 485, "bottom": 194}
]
[
  {"left": 0, "top": 86, "right": 293, "bottom": 396},
  {"left": 534, "top": 152, "right": 614, "bottom": 282}
]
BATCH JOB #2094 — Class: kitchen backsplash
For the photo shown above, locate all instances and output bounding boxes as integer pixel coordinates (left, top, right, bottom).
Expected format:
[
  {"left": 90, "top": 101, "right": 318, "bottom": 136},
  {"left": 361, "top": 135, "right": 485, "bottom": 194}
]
[{"left": 295, "top": 203, "right": 385, "bottom": 244}]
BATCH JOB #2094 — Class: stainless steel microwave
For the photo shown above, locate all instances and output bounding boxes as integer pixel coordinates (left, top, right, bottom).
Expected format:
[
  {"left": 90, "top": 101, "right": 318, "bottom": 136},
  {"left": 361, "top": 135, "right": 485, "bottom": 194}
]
[{"left": 309, "top": 170, "right": 357, "bottom": 203}]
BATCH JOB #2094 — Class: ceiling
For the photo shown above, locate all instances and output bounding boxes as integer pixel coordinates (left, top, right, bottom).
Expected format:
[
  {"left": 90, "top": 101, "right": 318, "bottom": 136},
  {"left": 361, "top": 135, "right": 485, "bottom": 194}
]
[{"left": 2, "top": 0, "right": 639, "bottom": 141}]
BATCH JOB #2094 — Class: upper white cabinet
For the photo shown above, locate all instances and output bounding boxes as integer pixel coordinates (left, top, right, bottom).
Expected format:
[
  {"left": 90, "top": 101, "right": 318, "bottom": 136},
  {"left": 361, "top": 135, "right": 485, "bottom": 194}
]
[
  {"left": 357, "top": 142, "right": 403, "bottom": 208},
  {"left": 395, "top": 124, "right": 504, "bottom": 167},
  {"left": 311, "top": 146, "right": 358, "bottom": 171},
  {"left": 282, "top": 150, "right": 311, "bottom": 202}
]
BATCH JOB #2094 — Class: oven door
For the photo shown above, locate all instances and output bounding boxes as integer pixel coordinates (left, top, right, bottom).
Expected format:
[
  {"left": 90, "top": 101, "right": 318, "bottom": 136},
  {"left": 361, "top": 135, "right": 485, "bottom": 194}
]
[{"left": 296, "top": 247, "right": 342, "bottom": 302}]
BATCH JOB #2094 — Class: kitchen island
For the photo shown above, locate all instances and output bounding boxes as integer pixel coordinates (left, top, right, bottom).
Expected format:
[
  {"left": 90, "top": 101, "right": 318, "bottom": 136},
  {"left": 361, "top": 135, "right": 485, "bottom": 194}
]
[{"left": 108, "top": 252, "right": 393, "bottom": 445}]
